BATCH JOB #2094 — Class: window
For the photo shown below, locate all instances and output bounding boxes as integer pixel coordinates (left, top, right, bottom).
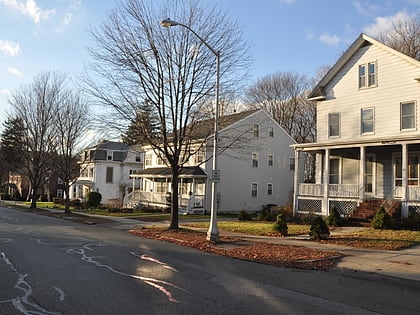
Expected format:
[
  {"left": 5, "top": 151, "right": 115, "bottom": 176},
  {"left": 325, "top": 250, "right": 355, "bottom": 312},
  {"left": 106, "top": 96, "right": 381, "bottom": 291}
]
[
  {"left": 135, "top": 153, "right": 141, "bottom": 162},
  {"left": 328, "top": 113, "right": 340, "bottom": 137},
  {"left": 358, "top": 65, "right": 366, "bottom": 88},
  {"left": 329, "top": 159, "right": 340, "bottom": 184},
  {"left": 267, "top": 154, "right": 273, "bottom": 166},
  {"left": 57, "top": 177, "right": 63, "bottom": 184},
  {"left": 57, "top": 189, "right": 63, "bottom": 197},
  {"left": 195, "top": 149, "right": 205, "bottom": 163},
  {"left": 368, "top": 62, "right": 376, "bottom": 86},
  {"left": 401, "top": 102, "right": 416, "bottom": 130},
  {"left": 359, "top": 62, "right": 377, "bottom": 88},
  {"left": 361, "top": 108, "right": 374, "bottom": 134},
  {"left": 145, "top": 153, "right": 152, "bottom": 166},
  {"left": 267, "top": 183, "right": 273, "bottom": 195},
  {"left": 268, "top": 126, "right": 274, "bottom": 137},
  {"left": 157, "top": 156, "right": 165, "bottom": 165},
  {"left": 395, "top": 154, "right": 419, "bottom": 186},
  {"left": 253, "top": 124, "right": 259, "bottom": 137},
  {"left": 252, "top": 153, "right": 259, "bottom": 167},
  {"left": 289, "top": 157, "right": 295, "bottom": 171},
  {"left": 106, "top": 167, "right": 113, "bottom": 183},
  {"left": 251, "top": 183, "right": 258, "bottom": 197}
]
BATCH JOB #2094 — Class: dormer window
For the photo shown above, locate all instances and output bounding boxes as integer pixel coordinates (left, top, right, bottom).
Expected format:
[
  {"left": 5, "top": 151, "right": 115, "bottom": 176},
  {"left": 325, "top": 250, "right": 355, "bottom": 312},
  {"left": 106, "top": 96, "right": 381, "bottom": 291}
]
[{"left": 359, "top": 62, "right": 377, "bottom": 89}]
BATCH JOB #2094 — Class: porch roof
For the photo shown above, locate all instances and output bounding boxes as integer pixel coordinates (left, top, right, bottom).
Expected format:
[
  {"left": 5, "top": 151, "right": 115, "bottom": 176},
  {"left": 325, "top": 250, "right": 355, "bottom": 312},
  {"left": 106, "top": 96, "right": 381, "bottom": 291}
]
[
  {"left": 130, "top": 166, "right": 207, "bottom": 178},
  {"left": 291, "top": 135, "right": 420, "bottom": 152}
]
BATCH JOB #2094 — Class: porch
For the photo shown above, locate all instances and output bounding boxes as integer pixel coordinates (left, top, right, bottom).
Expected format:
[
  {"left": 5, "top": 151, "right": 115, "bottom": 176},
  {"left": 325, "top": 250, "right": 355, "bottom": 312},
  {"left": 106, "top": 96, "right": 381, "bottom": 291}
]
[
  {"left": 292, "top": 140, "right": 420, "bottom": 218},
  {"left": 124, "top": 166, "right": 207, "bottom": 214}
]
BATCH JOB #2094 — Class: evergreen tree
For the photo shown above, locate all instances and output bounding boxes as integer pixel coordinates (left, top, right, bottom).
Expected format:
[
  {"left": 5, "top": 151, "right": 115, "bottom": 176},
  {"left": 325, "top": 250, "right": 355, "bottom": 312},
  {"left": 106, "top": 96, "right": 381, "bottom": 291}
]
[{"left": 0, "top": 117, "right": 26, "bottom": 179}]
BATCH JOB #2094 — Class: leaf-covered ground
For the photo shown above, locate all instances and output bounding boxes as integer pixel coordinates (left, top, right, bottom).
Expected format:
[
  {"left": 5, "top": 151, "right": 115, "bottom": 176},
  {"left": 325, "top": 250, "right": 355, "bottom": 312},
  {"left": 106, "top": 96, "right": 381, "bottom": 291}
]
[{"left": 130, "top": 227, "right": 343, "bottom": 270}]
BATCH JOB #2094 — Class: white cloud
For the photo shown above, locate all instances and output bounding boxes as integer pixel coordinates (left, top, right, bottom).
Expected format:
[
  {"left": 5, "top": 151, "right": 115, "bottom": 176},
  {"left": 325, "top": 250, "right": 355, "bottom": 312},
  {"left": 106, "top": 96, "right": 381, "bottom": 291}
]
[
  {"left": 319, "top": 34, "right": 341, "bottom": 46},
  {"left": 7, "top": 66, "right": 21, "bottom": 77},
  {"left": 363, "top": 11, "right": 413, "bottom": 37},
  {"left": 0, "top": 88, "right": 11, "bottom": 95},
  {"left": 0, "top": 40, "right": 21, "bottom": 56},
  {"left": 54, "top": 0, "right": 82, "bottom": 33},
  {"left": 0, "top": 0, "right": 56, "bottom": 24}
]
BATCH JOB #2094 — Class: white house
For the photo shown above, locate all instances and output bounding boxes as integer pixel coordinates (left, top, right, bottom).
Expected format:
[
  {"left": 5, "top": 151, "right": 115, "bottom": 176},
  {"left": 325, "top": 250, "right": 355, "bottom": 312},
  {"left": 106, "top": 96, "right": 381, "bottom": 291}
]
[
  {"left": 127, "top": 109, "right": 297, "bottom": 213},
  {"left": 292, "top": 33, "right": 420, "bottom": 219},
  {"left": 69, "top": 140, "right": 143, "bottom": 205}
]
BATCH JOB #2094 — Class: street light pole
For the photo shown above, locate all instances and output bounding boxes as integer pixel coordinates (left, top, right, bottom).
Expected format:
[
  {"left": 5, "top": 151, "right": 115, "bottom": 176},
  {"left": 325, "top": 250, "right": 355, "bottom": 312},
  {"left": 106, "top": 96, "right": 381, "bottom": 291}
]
[{"left": 160, "top": 18, "right": 220, "bottom": 243}]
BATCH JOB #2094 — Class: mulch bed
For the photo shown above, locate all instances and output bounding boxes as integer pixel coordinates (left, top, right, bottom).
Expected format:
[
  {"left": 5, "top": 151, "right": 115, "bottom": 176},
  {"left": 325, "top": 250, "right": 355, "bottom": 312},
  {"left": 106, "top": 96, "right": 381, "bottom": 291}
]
[{"left": 130, "top": 227, "right": 344, "bottom": 270}]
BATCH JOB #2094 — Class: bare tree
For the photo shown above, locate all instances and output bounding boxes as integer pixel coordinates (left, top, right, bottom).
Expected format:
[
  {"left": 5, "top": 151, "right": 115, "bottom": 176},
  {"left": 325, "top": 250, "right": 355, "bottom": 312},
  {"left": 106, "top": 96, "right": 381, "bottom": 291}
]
[
  {"left": 53, "top": 91, "right": 90, "bottom": 214},
  {"left": 244, "top": 71, "right": 315, "bottom": 143},
  {"left": 9, "top": 72, "right": 64, "bottom": 208},
  {"left": 377, "top": 16, "right": 420, "bottom": 60},
  {"left": 84, "top": 0, "right": 251, "bottom": 229}
]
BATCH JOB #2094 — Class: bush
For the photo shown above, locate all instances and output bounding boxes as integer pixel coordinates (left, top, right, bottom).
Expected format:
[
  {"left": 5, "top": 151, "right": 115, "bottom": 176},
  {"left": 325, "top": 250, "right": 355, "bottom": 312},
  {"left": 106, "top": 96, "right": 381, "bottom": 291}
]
[
  {"left": 53, "top": 197, "right": 62, "bottom": 204},
  {"left": 371, "top": 207, "right": 393, "bottom": 229},
  {"left": 309, "top": 216, "right": 330, "bottom": 240},
  {"left": 399, "top": 214, "right": 420, "bottom": 230},
  {"left": 87, "top": 191, "right": 102, "bottom": 208},
  {"left": 238, "top": 210, "right": 252, "bottom": 221},
  {"left": 273, "top": 213, "right": 288, "bottom": 236},
  {"left": 326, "top": 207, "right": 344, "bottom": 227},
  {"left": 257, "top": 204, "right": 278, "bottom": 221},
  {"left": 70, "top": 199, "right": 82, "bottom": 208}
]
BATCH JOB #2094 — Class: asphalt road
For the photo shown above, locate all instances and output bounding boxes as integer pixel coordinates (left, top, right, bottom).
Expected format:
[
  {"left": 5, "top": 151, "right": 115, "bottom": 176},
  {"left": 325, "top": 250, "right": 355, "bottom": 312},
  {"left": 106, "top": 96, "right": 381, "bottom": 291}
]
[{"left": 1, "top": 204, "right": 420, "bottom": 315}]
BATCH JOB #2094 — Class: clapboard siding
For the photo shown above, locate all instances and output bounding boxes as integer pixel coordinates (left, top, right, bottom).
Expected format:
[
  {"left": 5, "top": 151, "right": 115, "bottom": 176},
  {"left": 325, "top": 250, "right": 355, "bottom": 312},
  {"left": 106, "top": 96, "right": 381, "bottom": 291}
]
[{"left": 317, "top": 43, "right": 420, "bottom": 143}]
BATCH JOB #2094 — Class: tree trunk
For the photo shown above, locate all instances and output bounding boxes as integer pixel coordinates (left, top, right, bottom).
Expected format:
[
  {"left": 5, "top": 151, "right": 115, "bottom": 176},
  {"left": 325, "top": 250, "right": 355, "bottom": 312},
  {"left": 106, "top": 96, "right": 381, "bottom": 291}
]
[
  {"left": 30, "top": 185, "right": 37, "bottom": 209},
  {"left": 64, "top": 182, "right": 71, "bottom": 214},
  {"left": 169, "top": 169, "right": 179, "bottom": 230}
]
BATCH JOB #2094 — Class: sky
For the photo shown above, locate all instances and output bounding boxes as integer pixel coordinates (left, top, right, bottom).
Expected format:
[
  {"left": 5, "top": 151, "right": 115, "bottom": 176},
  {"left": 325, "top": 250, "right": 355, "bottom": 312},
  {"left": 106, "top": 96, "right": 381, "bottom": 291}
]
[{"left": 0, "top": 0, "right": 419, "bottom": 132}]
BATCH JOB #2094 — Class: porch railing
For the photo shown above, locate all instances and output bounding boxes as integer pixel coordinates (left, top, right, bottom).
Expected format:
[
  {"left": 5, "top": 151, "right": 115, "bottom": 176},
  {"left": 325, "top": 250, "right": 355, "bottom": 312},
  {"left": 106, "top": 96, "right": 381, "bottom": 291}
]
[
  {"left": 298, "top": 183, "right": 361, "bottom": 198},
  {"left": 394, "top": 186, "right": 420, "bottom": 201},
  {"left": 299, "top": 184, "right": 323, "bottom": 196},
  {"left": 329, "top": 184, "right": 361, "bottom": 197},
  {"left": 124, "top": 190, "right": 205, "bottom": 211}
]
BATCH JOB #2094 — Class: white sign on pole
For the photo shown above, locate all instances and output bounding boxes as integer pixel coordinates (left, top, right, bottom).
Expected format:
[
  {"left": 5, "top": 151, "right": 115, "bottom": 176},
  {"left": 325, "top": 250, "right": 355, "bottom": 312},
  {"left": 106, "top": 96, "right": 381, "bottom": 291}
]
[{"left": 212, "top": 170, "right": 220, "bottom": 183}]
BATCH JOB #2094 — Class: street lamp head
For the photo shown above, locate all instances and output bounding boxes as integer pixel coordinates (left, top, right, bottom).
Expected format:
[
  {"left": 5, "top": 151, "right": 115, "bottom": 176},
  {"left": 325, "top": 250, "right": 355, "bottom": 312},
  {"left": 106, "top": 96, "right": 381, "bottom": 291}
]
[{"left": 160, "top": 18, "right": 179, "bottom": 28}]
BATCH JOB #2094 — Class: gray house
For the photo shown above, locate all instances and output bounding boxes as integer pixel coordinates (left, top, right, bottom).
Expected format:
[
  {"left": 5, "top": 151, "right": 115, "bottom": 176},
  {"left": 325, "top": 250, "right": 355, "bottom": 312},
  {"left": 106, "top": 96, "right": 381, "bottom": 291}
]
[{"left": 292, "top": 33, "right": 420, "bottom": 218}]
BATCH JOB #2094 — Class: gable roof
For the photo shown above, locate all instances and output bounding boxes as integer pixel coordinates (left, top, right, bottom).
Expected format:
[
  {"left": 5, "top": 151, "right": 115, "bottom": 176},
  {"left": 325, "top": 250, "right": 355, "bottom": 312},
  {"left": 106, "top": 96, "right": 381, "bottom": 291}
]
[
  {"left": 309, "top": 33, "right": 420, "bottom": 100},
  {"left": 189, "top": 109, "right": 260, "bottom": 140},
  {"left": 88, "top": 140, "right": 129, "bottom": 151}
]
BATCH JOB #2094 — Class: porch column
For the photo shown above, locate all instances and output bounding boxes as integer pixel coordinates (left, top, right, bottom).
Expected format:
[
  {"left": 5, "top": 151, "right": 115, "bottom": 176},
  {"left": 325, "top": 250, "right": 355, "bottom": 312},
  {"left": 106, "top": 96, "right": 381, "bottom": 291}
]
[
  {"left": 402, "top": 143, "right": 409, "bottom": 217},
  {"left": 292, "top": 149, "right": 300, "bottom": 215},
  {"left": 323, "top": 149, "right": 330, "bottom": 215},
  {"left": 359, "top": 146, "right": 365, "bottom": 201}
]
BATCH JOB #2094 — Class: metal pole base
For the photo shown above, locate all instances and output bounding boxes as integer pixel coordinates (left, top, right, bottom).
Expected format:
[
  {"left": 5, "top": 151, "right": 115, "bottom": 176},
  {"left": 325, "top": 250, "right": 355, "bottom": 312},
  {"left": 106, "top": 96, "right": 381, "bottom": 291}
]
[{"left": 206, "top": 231, "right": 220, "bottom": 244}]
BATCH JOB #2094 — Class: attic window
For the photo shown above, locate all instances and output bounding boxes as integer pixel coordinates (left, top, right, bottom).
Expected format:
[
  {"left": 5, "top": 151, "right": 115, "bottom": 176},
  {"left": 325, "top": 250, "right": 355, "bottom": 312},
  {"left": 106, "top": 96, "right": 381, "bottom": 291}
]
[{"left": 359, "top": 62, "right": 377, "bottom": 89}]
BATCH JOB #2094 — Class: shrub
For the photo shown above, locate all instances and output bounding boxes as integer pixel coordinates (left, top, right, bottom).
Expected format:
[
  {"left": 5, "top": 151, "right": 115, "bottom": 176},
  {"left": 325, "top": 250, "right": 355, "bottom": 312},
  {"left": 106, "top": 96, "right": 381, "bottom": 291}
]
[
  {"left": 326, "top": 207, "right": 344, "bottom": 227},
  {"left": 371, "top": 207, "right": 393, "bottom": 229},
  {"left": 309, "top": 216, "right": 330, "bottom": 240},
  {"left": 273, "top": 213, "right": 288, "bottom": 236},
  {"left": 70, "top": 199, "right": 82, "bottom": 208},
  {"left": 87, "top": 191, "right": 102, "bottom": 208},
  {"left": 53, "top": 197, "right": 62, "bottom": 204},
  {"left": 257, "top": 204, "right": 277, "bottom": 221},
  {"left": 238, "top": 210, "right": 252, "bottom": 221},
  {"left": 399, "top": 214, "right": 420, "bottom": 231}
]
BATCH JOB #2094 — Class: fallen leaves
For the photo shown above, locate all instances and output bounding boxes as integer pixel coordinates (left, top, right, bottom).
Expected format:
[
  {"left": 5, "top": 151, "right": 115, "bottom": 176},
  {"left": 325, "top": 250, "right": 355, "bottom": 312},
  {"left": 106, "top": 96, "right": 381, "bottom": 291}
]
[{"left": 130, "top": 228, "right": 343, "bottom": 270}]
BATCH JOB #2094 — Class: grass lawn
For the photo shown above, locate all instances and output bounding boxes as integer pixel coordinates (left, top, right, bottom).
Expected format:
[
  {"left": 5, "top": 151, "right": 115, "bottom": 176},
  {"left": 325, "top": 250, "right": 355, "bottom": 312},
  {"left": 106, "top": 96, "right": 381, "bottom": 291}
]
[
  {"left": 330, "top": 228, "right": 420, "bottom": 250},
  {"left": 183, "top": 221, "right": 310, "bottom": 236}
]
